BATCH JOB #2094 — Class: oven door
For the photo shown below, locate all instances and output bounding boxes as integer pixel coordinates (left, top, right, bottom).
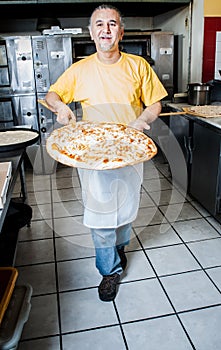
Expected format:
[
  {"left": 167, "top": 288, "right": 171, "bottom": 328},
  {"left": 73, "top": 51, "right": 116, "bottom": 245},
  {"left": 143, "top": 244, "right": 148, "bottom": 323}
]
[
  {"left": 0, "top": 41, "right": 10, "bottom": 92},
  {"left": 0, "top": 94, "right": 39, "bottom": 131},
  {"left": 0, "top": 97, "right": 18, "bottom": 129}
]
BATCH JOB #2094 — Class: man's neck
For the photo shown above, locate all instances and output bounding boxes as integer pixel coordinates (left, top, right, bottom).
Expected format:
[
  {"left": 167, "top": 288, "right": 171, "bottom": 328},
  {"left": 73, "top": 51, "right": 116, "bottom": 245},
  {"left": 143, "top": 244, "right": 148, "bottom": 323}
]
[{"left": 96, "top": 51, "right": 121, "bottom": 64}]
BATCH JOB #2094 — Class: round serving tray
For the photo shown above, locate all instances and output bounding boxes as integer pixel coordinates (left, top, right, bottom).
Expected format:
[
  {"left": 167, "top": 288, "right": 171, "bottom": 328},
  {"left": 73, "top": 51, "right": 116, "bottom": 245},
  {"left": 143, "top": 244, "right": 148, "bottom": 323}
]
[{"left": 0, "top": 128, "right": 40, "bottom": 153}]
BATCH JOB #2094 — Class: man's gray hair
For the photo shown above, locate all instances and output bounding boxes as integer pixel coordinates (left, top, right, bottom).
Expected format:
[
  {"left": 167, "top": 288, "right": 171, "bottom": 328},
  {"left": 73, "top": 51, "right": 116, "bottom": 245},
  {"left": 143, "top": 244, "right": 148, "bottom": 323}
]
[{"left": 88, "top": 4, "right": 125, "bottom": 28}]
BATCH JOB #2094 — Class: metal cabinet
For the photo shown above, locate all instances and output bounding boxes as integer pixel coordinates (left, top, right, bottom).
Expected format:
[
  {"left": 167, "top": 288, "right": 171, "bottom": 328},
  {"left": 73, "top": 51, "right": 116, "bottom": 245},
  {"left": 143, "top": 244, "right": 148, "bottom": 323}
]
[
  {"left": 189, "top": 123, "right": 221, "bottom": 221},
  {"left": 165, "top": 104, "right": 221, "bottom": 222},
  {"left": 147, "top": 112, "right": 190, "bottom": 193},
  {"left": 167, "top": 114, "right": 191, "bottom": 192}
]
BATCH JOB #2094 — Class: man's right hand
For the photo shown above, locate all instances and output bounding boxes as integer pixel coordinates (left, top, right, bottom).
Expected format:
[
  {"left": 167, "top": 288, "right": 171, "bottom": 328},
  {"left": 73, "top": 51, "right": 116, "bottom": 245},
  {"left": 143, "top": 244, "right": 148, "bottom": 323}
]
[{"left": 55, "top": 101, "right": 76, "bottom": 125}]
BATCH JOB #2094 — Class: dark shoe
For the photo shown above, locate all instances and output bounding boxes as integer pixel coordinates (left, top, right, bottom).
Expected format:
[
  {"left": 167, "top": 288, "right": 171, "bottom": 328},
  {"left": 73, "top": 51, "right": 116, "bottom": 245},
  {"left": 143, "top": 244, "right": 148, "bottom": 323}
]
[
  {"left": 117, "top": 247, "right": 127, "bottom": 270},
  {"left": 98, "top": 273, "right": 120, "bottom": 302}
]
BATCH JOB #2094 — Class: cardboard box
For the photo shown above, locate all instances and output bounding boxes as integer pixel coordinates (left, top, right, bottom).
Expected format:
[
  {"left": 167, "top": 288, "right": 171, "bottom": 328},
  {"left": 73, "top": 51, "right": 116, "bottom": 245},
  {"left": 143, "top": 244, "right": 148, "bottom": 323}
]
[{"left": 0, "top": 162, "right": 12, "bottom": 209}]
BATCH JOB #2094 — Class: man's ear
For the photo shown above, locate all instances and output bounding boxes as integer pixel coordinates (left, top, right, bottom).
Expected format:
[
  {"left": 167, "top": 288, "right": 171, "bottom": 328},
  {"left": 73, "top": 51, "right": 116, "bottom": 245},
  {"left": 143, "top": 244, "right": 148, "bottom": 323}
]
[
  {"left": 89, "top": 27, "right": 94, "bottom": 40},
  {"left": 120, "top": 28, "right": 124, "bottom": 40}
]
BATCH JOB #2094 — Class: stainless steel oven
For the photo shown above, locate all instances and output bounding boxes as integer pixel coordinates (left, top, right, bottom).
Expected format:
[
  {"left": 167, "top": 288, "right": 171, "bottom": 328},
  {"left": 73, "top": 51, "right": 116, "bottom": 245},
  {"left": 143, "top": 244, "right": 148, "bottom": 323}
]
[{"left": 0, "top": 36, "right": 37, "bottom": 127}]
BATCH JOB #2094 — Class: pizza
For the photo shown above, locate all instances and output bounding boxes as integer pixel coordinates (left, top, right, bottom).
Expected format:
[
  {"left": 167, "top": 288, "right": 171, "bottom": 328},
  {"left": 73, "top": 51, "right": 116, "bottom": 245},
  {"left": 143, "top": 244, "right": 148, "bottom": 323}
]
[
  {"left": 0, "top": 130, "right": 39, "bottom": 146},
  {"left": 46, "top": 121, "right": 157, "bottom": 170},
  {"left": 184, "top": 105, "right": 221, "bottom": 118}
]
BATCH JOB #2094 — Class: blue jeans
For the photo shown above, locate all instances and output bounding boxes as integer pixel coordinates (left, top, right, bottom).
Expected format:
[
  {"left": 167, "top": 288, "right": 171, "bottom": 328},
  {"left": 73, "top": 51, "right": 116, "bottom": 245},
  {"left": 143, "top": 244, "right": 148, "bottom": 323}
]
[{"left": 91, "top": 223, "right": 132, "bottom": 276}]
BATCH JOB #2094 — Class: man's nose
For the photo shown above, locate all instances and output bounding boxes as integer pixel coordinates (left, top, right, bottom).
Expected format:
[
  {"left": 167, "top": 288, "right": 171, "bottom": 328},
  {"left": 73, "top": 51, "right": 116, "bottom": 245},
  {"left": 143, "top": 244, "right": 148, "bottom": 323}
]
[{"left": 104, "top": 23, "right": 111, "bottom": 33}]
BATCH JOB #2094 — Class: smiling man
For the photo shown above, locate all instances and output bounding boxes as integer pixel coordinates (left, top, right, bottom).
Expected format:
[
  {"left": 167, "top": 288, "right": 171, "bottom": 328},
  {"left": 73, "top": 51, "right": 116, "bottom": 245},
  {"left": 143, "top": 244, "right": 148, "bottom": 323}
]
[
  {"left": 45, "top": 4, "right": 167, "bottom": 302},
  {"left": 89, "top": 6, "right": 124, "bottom": 58}
]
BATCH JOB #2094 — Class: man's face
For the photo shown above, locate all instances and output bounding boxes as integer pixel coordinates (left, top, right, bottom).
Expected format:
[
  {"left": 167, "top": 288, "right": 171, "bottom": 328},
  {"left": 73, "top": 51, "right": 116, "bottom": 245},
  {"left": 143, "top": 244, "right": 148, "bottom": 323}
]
[{"left": 89, "top": 8, "right": 124, "bottom": 53}]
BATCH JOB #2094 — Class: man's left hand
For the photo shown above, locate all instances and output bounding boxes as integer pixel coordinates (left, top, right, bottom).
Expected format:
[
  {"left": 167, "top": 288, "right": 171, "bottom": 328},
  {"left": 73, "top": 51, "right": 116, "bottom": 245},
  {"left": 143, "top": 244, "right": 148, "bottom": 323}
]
[{"left": 129, "top": 118, "right": 150, "bottom": 132}]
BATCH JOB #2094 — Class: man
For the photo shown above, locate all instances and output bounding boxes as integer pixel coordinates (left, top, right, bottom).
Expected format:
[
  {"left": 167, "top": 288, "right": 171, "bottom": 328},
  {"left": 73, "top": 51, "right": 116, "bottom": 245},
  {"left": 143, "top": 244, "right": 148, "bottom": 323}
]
[{"left": 45, "top": 4, "right": 168, "bottom": 302}]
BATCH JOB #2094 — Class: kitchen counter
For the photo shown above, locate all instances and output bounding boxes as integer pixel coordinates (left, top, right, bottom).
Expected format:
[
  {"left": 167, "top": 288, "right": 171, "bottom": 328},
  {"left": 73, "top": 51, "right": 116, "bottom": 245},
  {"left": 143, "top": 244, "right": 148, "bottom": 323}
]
[
  {"left": 167, "top": 102, "right": 221, "bottom": 133},
  {"left": 163, "top": 102, "right": 221, "bottom": 223}
]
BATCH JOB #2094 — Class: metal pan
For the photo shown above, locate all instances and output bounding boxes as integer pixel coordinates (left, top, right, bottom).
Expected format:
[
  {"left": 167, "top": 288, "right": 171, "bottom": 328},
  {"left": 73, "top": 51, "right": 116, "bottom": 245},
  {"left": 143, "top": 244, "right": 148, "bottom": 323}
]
[{"left": 0, "top": 128, "right": 39, "bottom": 153}]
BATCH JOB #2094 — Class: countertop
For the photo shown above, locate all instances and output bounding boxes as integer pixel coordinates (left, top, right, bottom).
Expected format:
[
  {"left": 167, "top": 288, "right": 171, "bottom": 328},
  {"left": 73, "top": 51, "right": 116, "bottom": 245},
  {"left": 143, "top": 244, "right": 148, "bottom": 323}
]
[{"left": 166, "top": 102, "right": 221, "bottom": 132}]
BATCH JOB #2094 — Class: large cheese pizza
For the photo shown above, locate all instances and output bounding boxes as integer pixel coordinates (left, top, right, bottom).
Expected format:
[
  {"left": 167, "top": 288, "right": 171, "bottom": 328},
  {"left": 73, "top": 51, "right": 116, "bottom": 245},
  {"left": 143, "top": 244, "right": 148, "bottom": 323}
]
[{"left": 46, "top": 121, "right": 157, "bottom": 170}]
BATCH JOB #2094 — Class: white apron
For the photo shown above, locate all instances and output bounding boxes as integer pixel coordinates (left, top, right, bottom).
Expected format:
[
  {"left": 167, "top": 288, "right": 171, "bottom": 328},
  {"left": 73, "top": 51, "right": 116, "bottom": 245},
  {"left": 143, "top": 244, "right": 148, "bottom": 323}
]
[{"left": 78, "top": 163, "right": 143, "bottom": 229}]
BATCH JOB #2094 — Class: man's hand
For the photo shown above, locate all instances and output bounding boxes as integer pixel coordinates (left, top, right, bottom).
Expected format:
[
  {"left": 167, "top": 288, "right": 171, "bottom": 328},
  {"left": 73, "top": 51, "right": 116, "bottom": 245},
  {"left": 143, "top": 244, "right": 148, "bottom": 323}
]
[
  {"left": 129, "top": 102, "right": 162, "bottom": 131},
  {"left": 54, "top": 101, "right": 76, "bottom": 125},
  {"left": 129, "top": 118, "right": 150, "bottom": 132}
]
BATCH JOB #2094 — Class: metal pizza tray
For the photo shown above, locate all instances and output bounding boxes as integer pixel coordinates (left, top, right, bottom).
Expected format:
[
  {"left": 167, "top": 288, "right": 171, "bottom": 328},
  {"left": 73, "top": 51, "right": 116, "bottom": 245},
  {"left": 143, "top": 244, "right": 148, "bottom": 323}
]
[{"left": 0, "top": 128, "right": 39, "bottom": 153}]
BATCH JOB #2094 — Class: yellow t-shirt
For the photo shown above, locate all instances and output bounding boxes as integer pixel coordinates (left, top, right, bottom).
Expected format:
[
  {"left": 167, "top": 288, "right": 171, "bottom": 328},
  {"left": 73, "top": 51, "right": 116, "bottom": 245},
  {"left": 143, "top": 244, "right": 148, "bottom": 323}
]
[{"left": 49, "top": 52, "right": 168, "bottom": 124}]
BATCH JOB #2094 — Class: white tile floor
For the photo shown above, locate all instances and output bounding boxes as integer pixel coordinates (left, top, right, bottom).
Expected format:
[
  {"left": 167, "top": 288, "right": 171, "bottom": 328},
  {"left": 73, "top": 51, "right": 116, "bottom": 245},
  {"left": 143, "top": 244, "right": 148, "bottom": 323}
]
[{"left": 11, "top": 152, "right": 221, "bottom": 350}]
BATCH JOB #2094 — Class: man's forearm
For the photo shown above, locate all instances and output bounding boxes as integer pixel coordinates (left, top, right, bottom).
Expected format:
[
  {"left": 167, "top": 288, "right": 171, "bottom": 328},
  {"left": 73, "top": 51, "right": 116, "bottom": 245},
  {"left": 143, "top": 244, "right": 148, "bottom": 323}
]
[
  {"left": 129, "top": 101, "right": 162, "bottom": 131},
  {"left": 138, "top": 101, "right": 162, "bottom": 124},
  {"left": 45, "top": 91, "right": 76, "bottom": 125},
  {"left": 45, "top": 91, "right": 63, "bottom": 113}
]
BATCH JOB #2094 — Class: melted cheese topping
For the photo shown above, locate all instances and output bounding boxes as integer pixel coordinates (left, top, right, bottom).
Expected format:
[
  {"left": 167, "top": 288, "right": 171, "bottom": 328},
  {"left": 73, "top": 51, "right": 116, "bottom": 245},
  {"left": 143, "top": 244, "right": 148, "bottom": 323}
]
[{"left": 46, "top": 121, "right": 157, "bottom": 170}]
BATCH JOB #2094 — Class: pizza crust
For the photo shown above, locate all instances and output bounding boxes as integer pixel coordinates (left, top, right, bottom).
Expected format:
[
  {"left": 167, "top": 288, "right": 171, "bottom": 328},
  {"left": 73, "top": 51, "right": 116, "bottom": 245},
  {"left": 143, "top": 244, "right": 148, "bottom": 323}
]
[
  {"left": 183, "top": 105, "right": 221, "bottom": 118},
  {"left": 0, "top": 130, "right": 39, "bottom": 146},
  {"left": 46, "top": 121, "right": 157, "bottom": 170}
]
